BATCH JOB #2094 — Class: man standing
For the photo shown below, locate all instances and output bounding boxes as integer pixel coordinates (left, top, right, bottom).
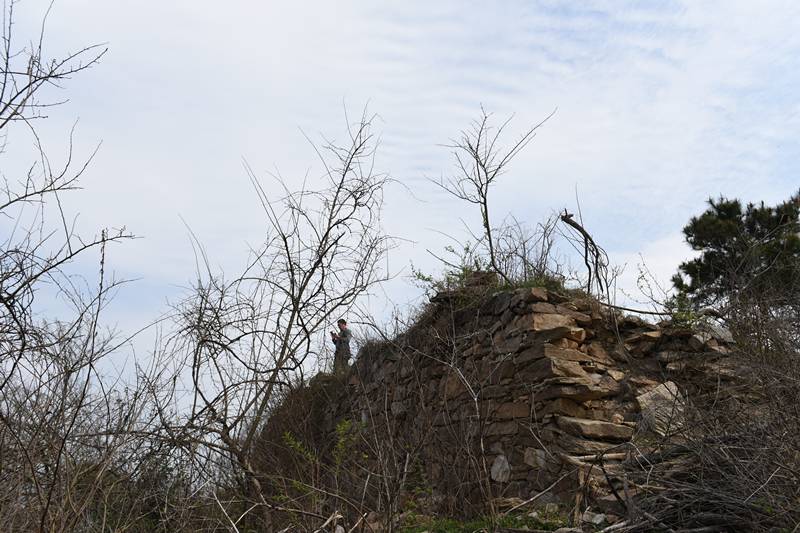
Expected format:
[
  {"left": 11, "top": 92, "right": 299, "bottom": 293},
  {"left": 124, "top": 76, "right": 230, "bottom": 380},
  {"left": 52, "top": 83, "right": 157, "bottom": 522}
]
[{"left": 330, "top": 318, "right": 352, "bottom": 374}]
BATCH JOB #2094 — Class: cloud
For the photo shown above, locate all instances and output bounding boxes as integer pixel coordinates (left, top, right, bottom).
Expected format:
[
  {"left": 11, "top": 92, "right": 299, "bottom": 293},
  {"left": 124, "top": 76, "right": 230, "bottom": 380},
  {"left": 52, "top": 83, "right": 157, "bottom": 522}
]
[{"left": 5, "top": 0, "right": 799, "bottom": 338}]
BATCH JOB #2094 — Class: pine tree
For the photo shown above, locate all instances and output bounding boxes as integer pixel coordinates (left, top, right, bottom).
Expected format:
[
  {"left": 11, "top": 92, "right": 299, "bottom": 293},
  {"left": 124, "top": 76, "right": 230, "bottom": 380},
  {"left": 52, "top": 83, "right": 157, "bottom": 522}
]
[{"left": 672, "top": 191, "right": 800, "bottom": 309}]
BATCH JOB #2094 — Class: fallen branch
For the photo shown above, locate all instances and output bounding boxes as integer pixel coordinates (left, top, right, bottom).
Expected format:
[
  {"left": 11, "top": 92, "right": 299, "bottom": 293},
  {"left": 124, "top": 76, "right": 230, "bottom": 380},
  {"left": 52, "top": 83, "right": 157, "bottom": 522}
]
[{"left": 502, "top": 469, "right": 577, "bottom": 516}]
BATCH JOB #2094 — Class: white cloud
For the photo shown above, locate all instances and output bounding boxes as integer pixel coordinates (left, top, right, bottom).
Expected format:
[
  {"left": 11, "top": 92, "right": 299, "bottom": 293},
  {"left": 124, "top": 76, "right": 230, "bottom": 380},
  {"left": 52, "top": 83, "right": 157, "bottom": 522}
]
[{"left": 5, "top": 0, "right": 800, "bottom": 338}]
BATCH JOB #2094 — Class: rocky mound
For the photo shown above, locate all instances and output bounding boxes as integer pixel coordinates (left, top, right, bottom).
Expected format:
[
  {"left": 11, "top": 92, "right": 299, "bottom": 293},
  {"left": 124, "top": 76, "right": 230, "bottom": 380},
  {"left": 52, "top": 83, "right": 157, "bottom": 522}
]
[{"left": 259, "top": 285, "right": 737, "bottom": 526}]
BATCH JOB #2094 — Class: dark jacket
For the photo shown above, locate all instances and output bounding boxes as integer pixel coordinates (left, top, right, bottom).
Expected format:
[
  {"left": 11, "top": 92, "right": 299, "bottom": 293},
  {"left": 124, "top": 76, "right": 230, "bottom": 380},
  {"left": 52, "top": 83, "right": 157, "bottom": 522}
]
[{"left": 333, "top": 328, "right": 351, "bottom": 356}]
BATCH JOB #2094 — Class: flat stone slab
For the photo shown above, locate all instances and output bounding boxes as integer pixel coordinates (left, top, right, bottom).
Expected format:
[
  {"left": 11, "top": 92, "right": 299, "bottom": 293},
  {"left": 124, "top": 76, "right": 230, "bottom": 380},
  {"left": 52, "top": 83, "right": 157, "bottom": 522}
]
[
  {"left": 532, "top": 313, "right": 577, "bottom": 332},
  {"left": 636, "top": 381, "right": 684, "bottom": 436},
  {"left": 556, "top": 415, "right": 634, "bottom": 441}
]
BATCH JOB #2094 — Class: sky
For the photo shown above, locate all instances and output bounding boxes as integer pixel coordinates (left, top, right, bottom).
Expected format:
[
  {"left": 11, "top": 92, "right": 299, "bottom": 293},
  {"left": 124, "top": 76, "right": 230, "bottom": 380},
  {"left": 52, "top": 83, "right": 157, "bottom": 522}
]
[{"left": 6, "top": 0, "right": 800, "bottom": 351}]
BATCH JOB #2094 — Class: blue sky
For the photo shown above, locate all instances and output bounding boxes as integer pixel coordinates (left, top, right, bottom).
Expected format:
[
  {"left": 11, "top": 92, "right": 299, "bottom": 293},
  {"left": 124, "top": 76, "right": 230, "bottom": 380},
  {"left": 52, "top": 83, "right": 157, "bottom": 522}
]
[{"left": 7, "top": 0, "right": 800, "bottom": 344}]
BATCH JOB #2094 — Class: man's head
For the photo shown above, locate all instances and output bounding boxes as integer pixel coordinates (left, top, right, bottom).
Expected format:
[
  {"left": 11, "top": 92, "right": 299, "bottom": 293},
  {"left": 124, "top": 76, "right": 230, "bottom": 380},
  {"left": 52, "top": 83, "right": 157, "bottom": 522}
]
[{"left": 337, "top": 318, "right": 347, "bottom": 330}]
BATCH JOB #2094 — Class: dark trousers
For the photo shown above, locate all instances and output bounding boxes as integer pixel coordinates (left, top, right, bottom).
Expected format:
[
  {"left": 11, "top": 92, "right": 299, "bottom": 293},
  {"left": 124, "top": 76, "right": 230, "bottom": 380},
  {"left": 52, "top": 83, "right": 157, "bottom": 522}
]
[{"left": 333, "top": 350, "right": 350, "bottom": 374}]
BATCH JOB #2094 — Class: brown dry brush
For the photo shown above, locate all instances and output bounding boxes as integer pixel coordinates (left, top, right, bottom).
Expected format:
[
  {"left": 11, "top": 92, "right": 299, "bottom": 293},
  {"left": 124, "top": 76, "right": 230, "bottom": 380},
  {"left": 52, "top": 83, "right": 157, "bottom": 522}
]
[{"left": 614, "top": 316, "right": 800, "bottom": 531}]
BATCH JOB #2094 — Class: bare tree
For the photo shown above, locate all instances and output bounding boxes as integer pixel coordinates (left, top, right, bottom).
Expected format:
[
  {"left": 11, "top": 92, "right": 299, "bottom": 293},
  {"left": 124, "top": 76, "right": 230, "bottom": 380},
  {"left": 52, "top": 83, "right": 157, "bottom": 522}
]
[
  {"left": 1, "top": 0, "right": 113, "bottom": 397},
  {"left": 432, "top": 107, "right": 554, "bottom": 285},
  {"left": 158, "top": 108, "right": 393, "bottom": 530},
  {"left": 0, "top": 4, "right": 189, "bottom": 531}
]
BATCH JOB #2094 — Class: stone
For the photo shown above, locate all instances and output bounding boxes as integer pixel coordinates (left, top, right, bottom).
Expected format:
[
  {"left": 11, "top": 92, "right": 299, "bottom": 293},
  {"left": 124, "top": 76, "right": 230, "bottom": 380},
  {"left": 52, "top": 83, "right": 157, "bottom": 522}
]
[
  {"left": 516, "top": 345, "right": 544, "bottom": 364},
  {"left": 556, "top": 416, "right": 634, "bottom": 441},
  {"left": 538, "top": 326, "right": 586, "bottom": 342},
  {"left": 628, "top": 340, "right": 656, "bottom": 355},
  {"left": 532, "top": 313, "right": 577, "bottom": 332},
  {"left": 530, "top": 302, "right": 558, "bottom": 314},
  {"left": 509, "top": 288, "right": 530, "bottom": 308},
  {"left": 538, "top": 398, "right": 587, "bottom": 419},
  {"left": 636, "top": 381, "right": 684, "bottom": 436},
  {"left": 704, "top": 323, "right": 734, "bottom": 344},
  {"left": 689, "top": 332, "right": 714, "bottom": 351},
  {"left": 588, "top": 372, "right": 603, "bottom": 385},
  {"left": 606, "top": 369, "right": 625, "bottom": 381},
  {"left": 553, "top": 432, "right": 619, "bottom": 454},
  {"left": 485, "top": 421, "right": 519, "bottom": 435},
  {"left": 490, "top": 291, "right": 514, "bottom": 315},
  {"left": 610, "top": 344, "right": 629, "bottom": 361},
  {"left": 564, "top": 327, "right": 587, "bottom": 343},
  {"left": 428, "top": 362, "right": 448, "bottom": 378},
  {"left": 597, "top": 374, "right": 621, "bottom": 391},
  {"left": 442, "top": 373, "right": 467, "bottom": 400},
  {"left": 491, "top": 360, "right": 517, "bottom": 383},
  {"left": 545, "top": 503, "right": 560, "bottom": 515},
  {"left": 533, "top": 326, "right": 585, "bottom": 343},
  {"left": 629, "top": 376, "right": 661, "bottom": 389},
  {"left": 535, "top": 377, "right": 619, "bottom": 402},
  {"left": 491, "top": 454, "right": 511, "bottom": 482},
  {"left": 641, "top": 330, "right": 662, "bottom": 340},
  {"left": 571, "top": 298, "right": 594, "bottom": 312},
  {"left": 481, "top": 384, "right": 514, "bottom": 399},
  {"left": 521, "top": 357, "right": 588, "bottom": 381},
  {"left": 656, "top": 351, "right": 692, "bottom": 363},
  {"left": 582, "top": 510, "right": 607, "bottom": 525},
  {"left": 555, "top": 306, "right": 593, "bottom": 326},
  {"left": 526, "top": 287, "right": 549, "bottom": 302},
  {"left": 494, "top": 402, "right": 530, "bottom": 419},
  {"left": 709, "top": 343, "right": 731, "bottom": 355},
  {"left": 585, "top": 342, "right": 615, "bottom": 365},
  {"left": 523, "top": 447, "right": 556, "bottom": 469},
  {"left": 550, "top": 337, "right": 579, "bottom": 349},
  {"left": 627, "top": 330, "right": 662, "bottom": 343},
  {"left": 542, "top": 344, "right": 591, "bottom": 363},
  {"left": 493, "top": 333, "right": 524, "bottom": 354},
  {"left": 665, "top": 326, "right": 694, "bottom": 339}
]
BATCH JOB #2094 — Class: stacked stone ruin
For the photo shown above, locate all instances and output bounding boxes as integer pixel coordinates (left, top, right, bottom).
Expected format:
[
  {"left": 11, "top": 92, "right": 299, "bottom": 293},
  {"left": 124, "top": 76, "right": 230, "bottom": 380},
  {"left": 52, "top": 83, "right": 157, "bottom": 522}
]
[{"left": 325, "top": 286, "right": 735, "bottom": 516}]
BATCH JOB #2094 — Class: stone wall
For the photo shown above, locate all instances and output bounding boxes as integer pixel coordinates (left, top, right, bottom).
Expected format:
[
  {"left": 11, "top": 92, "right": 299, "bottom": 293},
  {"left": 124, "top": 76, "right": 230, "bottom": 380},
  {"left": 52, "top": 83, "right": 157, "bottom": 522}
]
[{"left": 270, "top": 285, "right": 735, "bottom": 518}]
